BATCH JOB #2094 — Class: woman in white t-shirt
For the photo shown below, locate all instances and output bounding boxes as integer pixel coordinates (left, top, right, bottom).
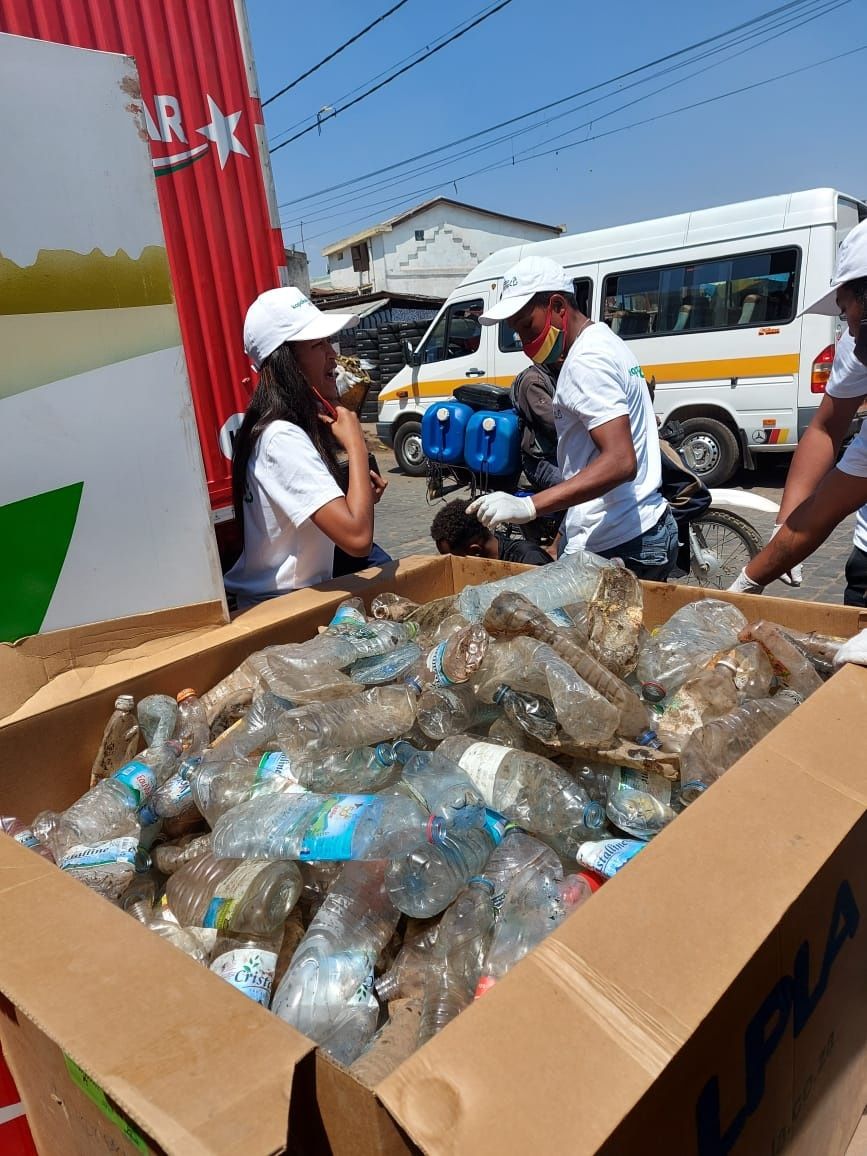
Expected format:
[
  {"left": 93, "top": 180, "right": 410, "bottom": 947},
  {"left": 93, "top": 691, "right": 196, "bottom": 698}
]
[{"left": 224, "top": 288, "right": 384, "bottom": 609}]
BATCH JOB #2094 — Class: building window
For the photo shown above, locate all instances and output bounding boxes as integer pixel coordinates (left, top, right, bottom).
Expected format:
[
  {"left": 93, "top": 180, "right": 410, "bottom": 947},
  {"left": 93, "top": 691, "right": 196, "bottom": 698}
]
[
  {"left": 414, "top": 229, "right": 425, "bottom": 241},
  {"left": 350, "top": 243, "right": 370, "bottom": 273},
  {"left": 334, "top": 251, "right": 343, "bottom": 260},
  {"left": 601, "top": 247, "right": 799, "bottom": 337}
]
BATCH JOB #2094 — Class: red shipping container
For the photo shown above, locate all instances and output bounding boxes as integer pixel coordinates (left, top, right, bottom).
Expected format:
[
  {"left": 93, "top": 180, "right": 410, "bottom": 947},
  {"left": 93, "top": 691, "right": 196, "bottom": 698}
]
[{"left": 0, "top": 1048, "right": 37, "bottom": 1156}]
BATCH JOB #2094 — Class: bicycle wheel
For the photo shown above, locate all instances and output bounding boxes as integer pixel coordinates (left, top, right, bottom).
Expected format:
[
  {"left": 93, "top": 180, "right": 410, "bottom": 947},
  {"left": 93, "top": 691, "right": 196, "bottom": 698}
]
[{"left": 678, "top": 509, "right": 763, "bottom": 590}]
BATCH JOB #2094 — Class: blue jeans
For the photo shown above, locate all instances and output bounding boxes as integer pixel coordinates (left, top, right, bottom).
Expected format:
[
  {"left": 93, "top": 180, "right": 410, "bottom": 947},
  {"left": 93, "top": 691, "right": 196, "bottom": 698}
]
[{"left": 596, "top": 508, "right": 679, "bottom": 582}]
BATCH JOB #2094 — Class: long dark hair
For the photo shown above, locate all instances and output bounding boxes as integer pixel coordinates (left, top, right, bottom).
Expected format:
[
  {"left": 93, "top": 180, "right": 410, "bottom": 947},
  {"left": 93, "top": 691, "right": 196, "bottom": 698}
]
[{"left": 231, "top": 342, "right": 341, "bottom": 543}]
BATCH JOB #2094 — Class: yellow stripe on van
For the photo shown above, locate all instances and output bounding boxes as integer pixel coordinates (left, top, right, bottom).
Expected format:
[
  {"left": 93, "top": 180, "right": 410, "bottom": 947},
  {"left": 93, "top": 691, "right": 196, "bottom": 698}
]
[
  {"left": 643, "top": 354, "right": 800, "bottom": 384},
  {"left": 377, "top": 354, "right": 800, "bottom": 404}
]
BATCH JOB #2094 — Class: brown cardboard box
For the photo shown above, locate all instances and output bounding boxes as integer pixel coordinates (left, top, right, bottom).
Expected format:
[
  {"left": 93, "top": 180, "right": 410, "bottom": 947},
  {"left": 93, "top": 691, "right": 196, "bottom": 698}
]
[{"left": 2, "top": 555, "right": 867, "bottom": 1156}]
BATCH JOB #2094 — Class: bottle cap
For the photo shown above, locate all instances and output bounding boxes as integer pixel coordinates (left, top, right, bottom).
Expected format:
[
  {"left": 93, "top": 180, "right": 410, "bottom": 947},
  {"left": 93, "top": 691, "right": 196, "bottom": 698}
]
[
  {"left": 635, "top": 728, "right": 661, "bottom": 750},
  {"left": 437, "top": 407, "right": 449, "bottom": 421},
  {"left": 574, "top": 869, "right": 604, "bottom": 892},
  {"left": 374, "top": 742, "right": 396, "bottom": 767},
  {"left": 584, "top": 801, "right": 606, "bottom": 830},
  {"left": 491, "top": 684, "right": 510, "bottom": 704},
  {"left": 392, "top": 740, "right": 415, "bottom": 764},
  {"left": 115, "top": 694, "right": 135, "bottom": 710},
  {"left": 176, "top": 688, "right": 198, "bottom": 703},
  {"left": 641, "top": 681, "right": 667, "bottom": 704}
]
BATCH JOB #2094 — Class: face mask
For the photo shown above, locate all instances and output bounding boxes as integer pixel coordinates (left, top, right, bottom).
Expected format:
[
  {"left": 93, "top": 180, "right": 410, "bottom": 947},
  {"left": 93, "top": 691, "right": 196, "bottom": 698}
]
[{"left": 522, "top": 301, "right": 565, "bottom": 366}]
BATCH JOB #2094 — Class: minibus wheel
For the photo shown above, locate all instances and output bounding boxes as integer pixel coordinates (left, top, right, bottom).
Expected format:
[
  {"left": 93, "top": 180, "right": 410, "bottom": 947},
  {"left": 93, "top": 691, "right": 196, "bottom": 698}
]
[
  {"left": 394, "top": 420, "right": 427, "bottom": 476},
  {"left": 678, "top": 417, "right": 740, "bottom": 486}
]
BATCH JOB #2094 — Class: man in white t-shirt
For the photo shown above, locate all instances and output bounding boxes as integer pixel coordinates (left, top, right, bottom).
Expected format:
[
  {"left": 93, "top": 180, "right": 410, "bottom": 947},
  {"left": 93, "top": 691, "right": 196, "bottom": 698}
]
[
  {"left": 729, "top": 219, "right": 867, "bottom": 596},
  {"left": 467, "top": 256, "right": 676, "bottom": 580}
]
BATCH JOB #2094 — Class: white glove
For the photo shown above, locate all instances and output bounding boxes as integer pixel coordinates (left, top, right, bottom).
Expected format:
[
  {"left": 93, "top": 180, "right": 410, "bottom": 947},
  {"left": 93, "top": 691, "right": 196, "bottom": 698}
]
[
  {"left": 834, "top": 628, "right": 867, "bottom": 667},
  {"left": 727, "top": 567, "right": 765, "bottom": 595},
  {"left": 770, "top": 523, "right": 803, "bottom": 587},
  {"left": 466, "top": 492, "right": 536, "bottom": 529}
]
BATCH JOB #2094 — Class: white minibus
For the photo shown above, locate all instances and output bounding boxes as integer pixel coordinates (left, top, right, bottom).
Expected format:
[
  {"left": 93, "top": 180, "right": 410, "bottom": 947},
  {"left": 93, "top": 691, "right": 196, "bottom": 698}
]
[{"left": 377, "top": 188, "right": 866, "bottom": 485}]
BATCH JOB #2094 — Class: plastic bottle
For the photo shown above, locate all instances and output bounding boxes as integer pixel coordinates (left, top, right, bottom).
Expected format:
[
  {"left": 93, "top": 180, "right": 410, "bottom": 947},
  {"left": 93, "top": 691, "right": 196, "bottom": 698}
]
[
  {"left": 209, "top": 929, "right": 286, "bottom": 1006},
  {"left": 374, "top": 920, "right": 440, "bottom": 1001},
  {"left": 714, "top": 642, "right": 775, "bottom": 700},
  {"left": 475, "top": 637, "right": 619, "bottom": 746},
  {"left": 635, "top": 600, "right": 748, "bottom": 703},
  {"left": 211, "top": 788, "right": 438, "bottom": 862},
  {"left": 164, "top": 852, "right": 302, "bottom": 936},
  {"left": 739, "top": 620, "right": 824, "bottom": 699},
  {"left": 455, "top": 550, "right": 611, "bottom": 623},
  {"left": 370, "top": 591, "right": 460, "bottom": 636},
  {"left": 90, "top": 695, "right": 139, "bottom": 787},
  {"left": 777, "top": 627, "right": 843, "bottom": 678},
  {"left": 391, "top": 742, "right": 486, "bottom": 830},
  {"left": 59, "top": 838, "right": 150, "bottom": 900},
  {"left": 142, "top": 753, "right": 203, "bottom": 824},
  {"left": 199, "top": 659, "right": 262, "bottom": 725},
  {"left": 575, "top": 837, "right": 645, "bottom": 878},
  {"left": 652, "top": 665, "right": 740, "bottom": 752},
  {"left": 405, "top": 624, "right": 489, "bottom": 693},
  {"left": 384, "top": 811, "right": 508, "bottom": 918},
  {"left": 215, "top": 691, "right": 296, "bottom": 761},
  {"left": 349, "top": 642, "right": 423, "bottom": 685},
  {"left": 437, "top": 735, "right": 607, "bottom": 860},
  {"left": 292, "top": 744, "right": 399, "bottom": 793},
  {"left": 415, "top": 682, "right": 500, "bottom": 741},
  {"left": 492, "top": 684, "right": 559, "bottom": 742},
  {"left": 583, "top": 563, "right": 644, "bottom": 678},
  {"left": 136, "top": 694, "right": 179, "bottom": 747},
  {"left": 482, "top": 592, "right": 650, "bottom": 739},
  {"left": 258, "top": 620, "right": 420, "bottom": 682},
  {"left": 679, "top": 689, "right": 803, "bottom": 803},
  {"left": 605, "top": 768, "right": 678, "bottom": 840},
  {"left": 121, "top": 876, "right": 210, "bottom": 965},
  {"left": 326, "top": 596, "right": 367, "bottom": 628},
  {"left": 271, "top": 860, "right": 401, "bottom": 1064},
  {"left": 175, "top": 689, "right": 210, "bottom": 755},
  {"left": 188, "top": 752, "right": 295, "bottom": 826},
  {"left": 0, "top": 815, "right": 55, "bottom": 861},
  {"left": 418, "top": 878, "right": 498, "bottom": 1043},
  {"left": 349, "top": 997, "right": 423, "bottom": 1086},
  {"left": 274, "top": 684, "right": 417, "bottom": 760},
  {"left": 151, "top": 832, "right": 211, "bottom": 875},
  {"left": 34, "top": 741, "right": 183, "bottom": 860}
]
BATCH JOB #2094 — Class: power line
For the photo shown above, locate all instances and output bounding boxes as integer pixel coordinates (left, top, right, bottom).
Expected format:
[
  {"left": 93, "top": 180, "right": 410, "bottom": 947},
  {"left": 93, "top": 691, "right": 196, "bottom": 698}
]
[
  {"left": 283, "top": 39, "right": 866, "bottom": 249},
  {"left": 281, "top": 0, "right": 839, "bottom": 229},
  {"left": 277, "top": 0, "right": 823, "bottom": 208},
  {"left": 269, "top": 0, "right": 514, "bottom": 153},
  {"left": 261, "top": 0, "right": 412, "bottom": 108}
]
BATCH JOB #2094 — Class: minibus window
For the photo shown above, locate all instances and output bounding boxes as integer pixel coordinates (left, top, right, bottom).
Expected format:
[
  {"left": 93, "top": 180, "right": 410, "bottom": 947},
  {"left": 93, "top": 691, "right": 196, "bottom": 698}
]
[{"left": 419, "top": 298, "right": 484, "bottom": 363}]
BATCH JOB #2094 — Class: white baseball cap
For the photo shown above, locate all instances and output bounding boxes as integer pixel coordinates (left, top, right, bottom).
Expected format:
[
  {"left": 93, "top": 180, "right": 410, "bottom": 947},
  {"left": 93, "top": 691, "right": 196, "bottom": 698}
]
[
  {"left": 803, "top": 219, "right": 867, "bottom": 316},
  {"left": 244, "top": 287, "right": 359, "bottom": 369},
  {"left": 480, "top": 256, "right": 574, "bottom": 324}
]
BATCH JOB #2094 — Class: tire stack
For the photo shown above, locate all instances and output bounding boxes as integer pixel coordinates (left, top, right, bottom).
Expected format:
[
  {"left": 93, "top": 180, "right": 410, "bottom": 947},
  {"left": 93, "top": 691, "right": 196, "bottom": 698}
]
[{"left": 350, "top": 319, "right": 431, "bottom": 422}]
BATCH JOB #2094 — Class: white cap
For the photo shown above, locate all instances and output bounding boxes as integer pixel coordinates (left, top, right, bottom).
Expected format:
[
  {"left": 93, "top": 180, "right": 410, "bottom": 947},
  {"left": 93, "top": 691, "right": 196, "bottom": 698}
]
[
  {"left": 243, "top": 287, "right": 359, "bottom": 369},
  {"left": 803, "top": 219, "right": 867, "bottom": 316},
  {"left": 480, "top": 256, "right": 574, "bottom": 324}
]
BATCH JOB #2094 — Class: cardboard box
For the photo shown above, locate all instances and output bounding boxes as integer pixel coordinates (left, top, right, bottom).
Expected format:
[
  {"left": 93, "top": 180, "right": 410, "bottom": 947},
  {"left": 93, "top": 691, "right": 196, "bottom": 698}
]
[{"left": 2, "top": 555, "right": 867, "bottom": 1156}]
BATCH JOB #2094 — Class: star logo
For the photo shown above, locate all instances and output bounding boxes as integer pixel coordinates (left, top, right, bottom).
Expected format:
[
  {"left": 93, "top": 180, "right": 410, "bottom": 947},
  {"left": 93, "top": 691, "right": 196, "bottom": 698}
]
[{"left": 195, "top": 95, "right": 249, "bottom": 169}]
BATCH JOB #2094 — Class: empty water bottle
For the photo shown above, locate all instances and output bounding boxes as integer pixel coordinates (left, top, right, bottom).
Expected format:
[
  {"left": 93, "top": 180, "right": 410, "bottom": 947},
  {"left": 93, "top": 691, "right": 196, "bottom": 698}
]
[
  {"left": 175, "top": 689, "right": 209, "bottom": 755},
  {"left": 391, "top": 741, "right": 486, "bottom": 830},
  {"left": 1, "top": 815, "right": 55, "bottom": 861},
  {"left": 137, "top": 694, "right": 179, "bottom": 747},
  {"left": 492, "top": 684, "right": 559, "bottom": 742},
  {"left": 164, "top": 852, "right": 301, "bottom": 937},
  {"left": 652, "top": 665, "right": 739, "bottom": 752},
  {"left": 456, "top": 550, "right": 611, "bottom": 622},
  {"left": 274, "top": 685, "right": 417, "bottom": 760},
  {"left": 292, "top": 744, "right": 399, "bottom": 793},
  {"left": 374, "top": 920, "right": 440, "bottom": 1001},
  {"left": 350, "top": 642, "right": 423, "bottom": 685},
  {"left": 405, "top": 624, "right": 489, "bottom": 692},
  {"left": 271, "top": 860, "right": 400, "bottom": 1064},
  {"left": 715, "top": 642, "right": 774, "bottom": 700},
  {"left": 90, "top": 695, "right": 139, "bottom": 787},
  {"left": 575, "top": 837, "right": 645, "bottom": 878},
  {"left": 605, "top": 768, "right": 677, "bottom": 840},
  {"left": 739, "top": 620, "right": 823, "bottom": 699},
  {"left": 415, "top": 681, "right": 500, "bottom": 741},
  {"left": 635, "top": 600, "right": 748, "bottom": 703}
]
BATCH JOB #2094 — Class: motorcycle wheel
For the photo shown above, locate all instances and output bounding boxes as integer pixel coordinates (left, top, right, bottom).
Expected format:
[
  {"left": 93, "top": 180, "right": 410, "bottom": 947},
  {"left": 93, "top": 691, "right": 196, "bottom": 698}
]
[{"left": 678, "top": 509, "right": 763, "bottom": 590}]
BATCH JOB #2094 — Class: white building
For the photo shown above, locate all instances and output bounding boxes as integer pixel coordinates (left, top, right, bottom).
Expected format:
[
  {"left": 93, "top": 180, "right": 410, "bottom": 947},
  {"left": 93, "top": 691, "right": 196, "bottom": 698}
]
[{"left": 321, "top": 197, "right": 564, "bottom": 298}]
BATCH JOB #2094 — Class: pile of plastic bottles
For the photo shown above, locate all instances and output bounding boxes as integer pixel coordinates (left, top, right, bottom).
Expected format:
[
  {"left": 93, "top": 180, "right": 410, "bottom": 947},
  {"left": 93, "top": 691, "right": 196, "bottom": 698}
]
[{"left": 1, "top": 552, "right": 843, "bottom": 1081}]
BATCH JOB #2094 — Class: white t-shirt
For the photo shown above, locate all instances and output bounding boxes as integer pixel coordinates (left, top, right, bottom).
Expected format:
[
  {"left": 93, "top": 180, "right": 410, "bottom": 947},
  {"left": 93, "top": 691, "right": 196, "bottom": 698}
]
[
  {"left": 553, "top": 322, "right": 666, "bottom": 553},
  {"left": 827, "top": 331, "right": 867, "bottom": 551},
  {"left": 224, "top": 421, "right": 343, "bottom": 607}
]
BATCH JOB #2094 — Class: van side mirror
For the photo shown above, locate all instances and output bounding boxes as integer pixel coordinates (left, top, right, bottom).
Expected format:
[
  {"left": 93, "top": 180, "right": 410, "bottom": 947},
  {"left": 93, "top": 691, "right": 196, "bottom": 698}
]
[{"left": 403, "top": 338, "right": 421, "bottom": 367}]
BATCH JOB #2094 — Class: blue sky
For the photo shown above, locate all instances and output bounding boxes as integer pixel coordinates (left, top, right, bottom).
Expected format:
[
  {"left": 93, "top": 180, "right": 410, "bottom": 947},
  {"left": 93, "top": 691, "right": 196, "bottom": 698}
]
[{"left": 247, "top": 0, "right": 866, "bottom": 277}]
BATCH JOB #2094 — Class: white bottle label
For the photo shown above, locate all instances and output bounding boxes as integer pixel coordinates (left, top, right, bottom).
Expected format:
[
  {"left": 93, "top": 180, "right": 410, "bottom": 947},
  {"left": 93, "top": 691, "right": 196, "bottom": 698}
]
[
  {"left": 577, "top": 839, "right": 644, "bottom": 878},
  {"left": 203, "top": 861, "right": 269, "bottom": 929},
  {"left": 210, "top": 948, "right": 277, "bottom": 1006},
  {"left": 60, "top": 837, "right": 139, "bottom": 898},
  {"left": 456, "top": 742, "right": 509, "bottom": 804}
]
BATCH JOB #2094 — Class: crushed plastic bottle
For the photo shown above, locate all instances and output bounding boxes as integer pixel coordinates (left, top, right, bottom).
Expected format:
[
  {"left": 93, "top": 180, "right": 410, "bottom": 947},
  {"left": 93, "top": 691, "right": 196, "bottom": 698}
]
[
  {"left": 350, "top": 642, "right": 423, "bottom": 685},
  {"left": 456, "top": 550, "right": 612, "bottom": 623},
  {"left": 635, "top": 599, "right": 748, "bottom": 704},
  {"left": 575, "top": 837, "right": 645, "bottom": 878},
  {"left": 374, "top": 920, "right": 440, "bottom": 1001},
  {"left": 652, "top": 665, "right": 739, "bottom": 752},
  {"left": 405, "top": 624, "right": 489, "bottom": 693},
  {"left": 136, "top": 694, "right": 179, "bottom": 747},
  {"left": 714, "top": 642, "right": 775, "bottom": 700},
  {"left": 175, "top": 689, "right": 209, "bottom": 755},
  {"left": 605, "top": 768, "right": 678, "bottom": 840},
  {"left": 90, "top": 695, "right": 139, "bottom": 787},
  {"left": 274, "top": 684, "right": 417, "bottom": 760},
  {"left": 492, "top": 684, "right": 559, "bottom": 742},
  {"left": 391, "top": 741, "right": 486, "bottom": 830},
  {"left": 415, "top": 681, "right": 500, "bottom": 741},
  {"left": 739, "top": 620, "right": 823, "bottom": 699},
  {"left": 1, "top": 815, "right": 55, "bottom": 861},
  {"left": 292, "top": 744, "right": 399, "bottom": 793}
]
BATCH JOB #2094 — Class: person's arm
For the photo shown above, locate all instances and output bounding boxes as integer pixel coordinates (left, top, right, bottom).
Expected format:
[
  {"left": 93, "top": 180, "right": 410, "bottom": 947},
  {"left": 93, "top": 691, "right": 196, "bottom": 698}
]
[
  {"left": 311, "top": 408, "right": 374, "bottom": 556},
  {"left": 775, "top": 392, "right": 863, "bottom": 522},
  {"left": 745, "top": 466, "right": 867, "bottom": 586},
  {"left": 529, "top": 416, "right": 637, "bottom": 516}
]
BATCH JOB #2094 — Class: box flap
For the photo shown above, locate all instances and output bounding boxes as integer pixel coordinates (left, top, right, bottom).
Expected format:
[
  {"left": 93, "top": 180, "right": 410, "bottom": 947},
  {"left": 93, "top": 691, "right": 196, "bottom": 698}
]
[
  {"left": 376, "top": 666, "right": 867, "bottom": 1155},
  {"left": 0, "top": 836, "right": 312, "bottom": 1155}
]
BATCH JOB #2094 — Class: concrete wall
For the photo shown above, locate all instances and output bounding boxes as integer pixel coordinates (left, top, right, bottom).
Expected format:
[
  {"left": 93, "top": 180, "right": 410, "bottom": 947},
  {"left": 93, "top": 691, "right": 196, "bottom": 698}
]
[
  {"left": 284, "top": 248, "right": 310, "bottom": 295},
  {"left": 326, "top": 205, "right": 560, "bottom": 297}
]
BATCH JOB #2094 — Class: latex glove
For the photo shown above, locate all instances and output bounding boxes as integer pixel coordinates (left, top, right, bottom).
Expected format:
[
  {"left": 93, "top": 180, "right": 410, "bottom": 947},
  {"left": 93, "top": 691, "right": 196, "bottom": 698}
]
[
  {"left": 466, "top": 492, "right": 536, "bottom": 529},
  {"left": 834, "top": 628, "right": 867, "bottom": 667},
  {"left": 727, "top": 567, "right": 765, "bottom": 595},
  {"left": 770, "top": 523, "right": 803, "bottom": 587}
]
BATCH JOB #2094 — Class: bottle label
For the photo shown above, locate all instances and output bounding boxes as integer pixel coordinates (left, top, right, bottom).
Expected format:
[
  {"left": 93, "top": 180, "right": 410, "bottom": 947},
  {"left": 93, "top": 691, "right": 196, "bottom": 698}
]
[
  {"left": 483, "top": 810, "right": 509, "bottom": 844},
  {"left": 577, "top": 839, "right": 644, "bottom": 879},
  {"left": 610, "top": 768, "right": 671, "bottom": 806},
  {"left": 60, "top": 837, "right": 139, "bottom": 898},
  {"left": 257, "top": 751, "right": 292, "bottom": 782},
  {"left": 203, "top": 861, "right": 270, "bottom": 930},
  {"left": 298, "top": 795, "right": 379, "bottom": 860},
  {"left": 426, "top": 641, "right": 455, "bottom": 687},
  {"left": 456, "top": 742, "right": 508, "bottom": 804},
  {"left": 114, "top": 762, "right": 158, "bottom": 805},
  {"left": 329, "top": 605, "right": 366, "bottom": 627},
  {"left": 546, "top": 607, "right": 573, "bottom": 627},
  {"left": 13, "top": 828, "right": 40, "bottom": 849},
  {"left": 209, "top": 948, "right": 277, "bottom": 1006},
  {"left": 151, "top": 774, "right": 193, "bottom": 819}
]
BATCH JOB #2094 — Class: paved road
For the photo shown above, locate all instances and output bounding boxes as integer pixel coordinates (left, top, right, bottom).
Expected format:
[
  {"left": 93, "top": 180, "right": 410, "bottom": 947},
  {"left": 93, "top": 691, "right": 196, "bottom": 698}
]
[{"left": 366, "top": 430, "right": 859, "bottom": 606}]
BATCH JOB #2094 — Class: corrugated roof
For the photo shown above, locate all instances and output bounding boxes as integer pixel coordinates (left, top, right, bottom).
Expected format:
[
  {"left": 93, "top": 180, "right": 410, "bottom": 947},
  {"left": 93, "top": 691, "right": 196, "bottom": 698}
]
[{"left": 321, "top": 196, "right": 564, "bottom": 256}]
